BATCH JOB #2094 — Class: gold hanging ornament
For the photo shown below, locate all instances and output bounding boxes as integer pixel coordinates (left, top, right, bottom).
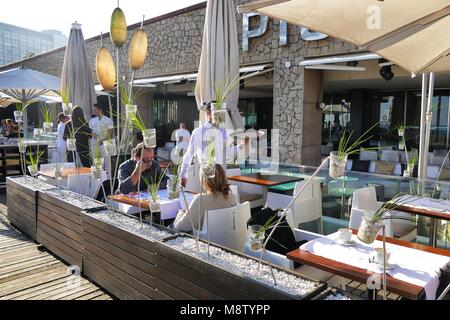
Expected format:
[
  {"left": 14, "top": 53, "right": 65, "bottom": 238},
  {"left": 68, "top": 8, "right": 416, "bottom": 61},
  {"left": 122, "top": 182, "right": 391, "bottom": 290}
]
[
  {"left": 129, "top": 17, "right": 148, "bottom": 71},
  {"left": 110, "top": 5, "right": 127, "bottom": 48},
  {"left": 96, "top": 33, "right": 116, "bottom": 91}
]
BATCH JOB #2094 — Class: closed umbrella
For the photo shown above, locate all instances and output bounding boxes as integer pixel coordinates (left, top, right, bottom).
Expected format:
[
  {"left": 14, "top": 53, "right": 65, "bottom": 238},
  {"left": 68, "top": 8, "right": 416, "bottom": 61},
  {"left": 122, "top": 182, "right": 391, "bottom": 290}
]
[
  {"left": 239, "top": 0, "right": 450, "bottom": 180},
  {"left": 195, "top": 0, "right": 243, "bottom": 129},
  {"left": 61, "top": 22, "right": 97, "bottom": 119}
]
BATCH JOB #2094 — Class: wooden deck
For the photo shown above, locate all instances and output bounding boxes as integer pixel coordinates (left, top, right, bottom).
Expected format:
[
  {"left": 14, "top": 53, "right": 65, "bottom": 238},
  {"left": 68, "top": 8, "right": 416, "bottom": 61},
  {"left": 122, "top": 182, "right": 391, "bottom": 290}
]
[{"left": 0, "top": 204, "right": 113, "bottom": 300}]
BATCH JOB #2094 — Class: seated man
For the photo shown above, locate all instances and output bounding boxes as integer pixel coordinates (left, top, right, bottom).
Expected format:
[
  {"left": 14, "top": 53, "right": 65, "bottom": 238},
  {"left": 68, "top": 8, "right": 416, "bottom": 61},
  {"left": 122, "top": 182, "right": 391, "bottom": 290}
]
[{"left": 118, "top": 142, "right": 168, "bottom": 194}]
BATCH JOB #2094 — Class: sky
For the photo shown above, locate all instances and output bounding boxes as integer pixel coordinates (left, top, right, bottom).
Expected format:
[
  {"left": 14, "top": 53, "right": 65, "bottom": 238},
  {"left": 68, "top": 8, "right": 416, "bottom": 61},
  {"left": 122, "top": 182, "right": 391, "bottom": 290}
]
[{"left": 0, "top": 0, "right": 205, "bottom": 39}]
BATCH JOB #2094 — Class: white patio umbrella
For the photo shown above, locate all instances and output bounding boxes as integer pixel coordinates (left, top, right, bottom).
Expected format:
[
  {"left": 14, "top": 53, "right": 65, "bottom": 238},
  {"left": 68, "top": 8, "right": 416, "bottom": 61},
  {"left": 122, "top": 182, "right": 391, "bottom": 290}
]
[
  {"left": 195, "top": 0, "right": 243, "bottom": 129},
  {"left": 238, "top": 0, "right": 450, "bottom": 179},
  {"left": 0, "top": 66, "right": 61, "bottom": 135},
  {"left": 61, "top": 22, "right": 97, "bottom": 119}
]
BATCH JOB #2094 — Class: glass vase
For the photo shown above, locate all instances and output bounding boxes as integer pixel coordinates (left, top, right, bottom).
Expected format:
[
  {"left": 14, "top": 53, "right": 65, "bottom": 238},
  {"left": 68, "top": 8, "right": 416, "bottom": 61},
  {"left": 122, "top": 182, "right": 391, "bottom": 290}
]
[
  {"left": 14, "top": 111, "right": 23, "bottom": 123},
  {"left": 33, "top": 128, "right": 43, "bottom": 140},
  {"left": 247, "top": 225, "right": 265, "bottom": 251},
  {"left": 211, "top": 107, "right": 227, "bottom": 128},
  {"left": 167, "top": 178, "right": 181, "bottom": 200},
  {"left": 142, "top": 129, "right": 157, "bottom": 148},
  {"left": 18, "top": 140, "right": 27, "bottom": 153},
  {"left": 67, "top": 138, "right": 77, "bottom": 152},
  {"left": 201, "top": 163, "right": 216, "bottom": 178},
  {"left": 28, "top": 164, "right": 38, "bottom": 178},
  {"left": 62, "top": 103, "right": 73, "bottom": 117},
  {"left": 126, "top": 105, "right": 137, "bottom": 123},
  {"left": 43, "top": 122, "right": 53, "bottom": 134},
  {"left": 149, "top": 201, "right": 161, "bottom": 213},
  {"left": 329, "top": 151, "right": 348, "bottom": 179},
  {"left": 357, "top": 216, "right": 383, "bottom": 244},
  {"left": 91, "top": 166, "right": 103, "bottom": 180},
  {"left": 93, "top": 157, "right": 104, "bottom": 171},
  {"left": 103, "top": 139, "right": 118, "bottom": 157}
]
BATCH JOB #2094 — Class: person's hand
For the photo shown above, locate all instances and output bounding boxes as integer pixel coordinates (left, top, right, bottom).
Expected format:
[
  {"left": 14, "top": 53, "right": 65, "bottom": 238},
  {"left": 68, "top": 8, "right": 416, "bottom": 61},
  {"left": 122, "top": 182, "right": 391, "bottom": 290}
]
[
  {"left": 244, "top": 137, "right": 250, "bottom": 145},
  {"left": 181, "top": 178, "right": 188, "bottom": 188},
  {"left": 135, "top": 160, "right": 150, "bottom": 174}
]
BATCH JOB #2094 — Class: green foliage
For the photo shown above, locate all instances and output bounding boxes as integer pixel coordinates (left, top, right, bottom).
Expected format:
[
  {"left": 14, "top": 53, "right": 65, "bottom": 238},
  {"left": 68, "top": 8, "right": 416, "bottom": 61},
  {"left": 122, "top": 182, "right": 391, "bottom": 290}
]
[
  {"left": 25, "top": 148, "right": 45, "bottom": 166},
  {"left": 40, "top": 103, "right": 55, "bottom": 123},
  {"left": 119, "top": 80, "right": 145, "bottom": 106},
  {"left": 60, "top": 87, "right": 70, "bottom": 105},
  {"left": 142, "top": 169, "right": 167, "bottom": 202},
  {"left": 369, "top": 194, "right": 415, "bottom": 225},
  {"left": 337, "top": 122, "right": 379, "bottom": 160},
  {"left": 212, "top": 66, "right": 243, "bottom": 109},
  {"left": 127, "top": 109, "right": 147, "bottom": 132}
]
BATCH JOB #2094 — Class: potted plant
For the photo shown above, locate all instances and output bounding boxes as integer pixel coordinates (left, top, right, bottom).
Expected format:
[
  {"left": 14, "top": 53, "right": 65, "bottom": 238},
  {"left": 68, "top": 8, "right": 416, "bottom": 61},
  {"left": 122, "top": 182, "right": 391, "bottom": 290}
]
[
  {"left": 142, "top": 172, "right": 167, "bottom": 215},
  {"left": 201, "top": 136, "right": 216, "bottom": 178},
  {"left": 33, "top": 128, "right": 43, "bottom": 140},
  {"left": 128, "top": 110, "right": 156, "bottom": 148},
  {"left": 25, "top": 148, "right": 45, "bottom": 179},
  {"left": 41, "top": 104, "right": 55, "bottom": 134},
  {"left": 14, "top": 102, "right": 25, "bottom": 123},
  {"left": 60, "top": 87, "right": 73, "bottom": 116},
  {"left": 330, "top": 123, "right": 379, "bottom": 179},
  {"left": 18, "top": 138, "right": 26, "bottom": 154},
  {"left": 212, "top": 71, "right": 242, "bottom": 128},
  {"left": 357, "top": 194, "right": 414, "bottom": 244},
  {"left": 91, "top": 141, "right": 104, "bottom": 180},
  {"left": 404, "top": 153, "right": 418, "bottom": 178},
  {"left": 66, "top": 124, "right": 84, "bottom": 152},
  {"left": 167, "top": 164, "right": 181, "bottom": 200}
]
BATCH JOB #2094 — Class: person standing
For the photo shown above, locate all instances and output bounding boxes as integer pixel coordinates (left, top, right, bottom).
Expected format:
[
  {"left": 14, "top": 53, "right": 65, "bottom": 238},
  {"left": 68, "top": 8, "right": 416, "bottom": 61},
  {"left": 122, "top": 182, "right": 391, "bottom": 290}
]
[
  {"left": 89, "top": 104, "right": 114, "bottom": 172},
  {"left": 175, "top": 122, "right": 191, "bottom": 154},
  {"left": 63, "top": 107, "right": 91, "bottom": 168},
  {"left": 54, "top": 112, "right": 69, "bottom": 163}
]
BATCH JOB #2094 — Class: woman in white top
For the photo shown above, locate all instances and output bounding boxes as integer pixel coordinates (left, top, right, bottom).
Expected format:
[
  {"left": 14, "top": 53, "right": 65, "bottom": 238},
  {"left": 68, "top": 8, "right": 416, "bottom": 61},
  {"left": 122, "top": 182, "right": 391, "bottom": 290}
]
[
  {"left": 55, "top": 113, "right": 68, "bottom": 162},
  {"left": 174, "top": 164, "right": 237, "bottom": 233}
]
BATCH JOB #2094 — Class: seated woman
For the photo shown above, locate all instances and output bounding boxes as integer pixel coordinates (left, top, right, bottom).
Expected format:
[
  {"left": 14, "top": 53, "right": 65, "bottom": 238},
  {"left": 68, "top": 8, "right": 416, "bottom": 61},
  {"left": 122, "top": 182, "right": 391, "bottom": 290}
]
[{"left": 174, "top": 164, "right": 237, "bottom": 233}]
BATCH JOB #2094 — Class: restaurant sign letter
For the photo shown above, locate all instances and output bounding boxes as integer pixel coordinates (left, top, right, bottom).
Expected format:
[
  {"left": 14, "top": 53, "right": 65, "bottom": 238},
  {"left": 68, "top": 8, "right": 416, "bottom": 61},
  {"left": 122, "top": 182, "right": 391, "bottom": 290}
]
[{"left": 242, "top": 13, "right": 328, "bottom": 51}]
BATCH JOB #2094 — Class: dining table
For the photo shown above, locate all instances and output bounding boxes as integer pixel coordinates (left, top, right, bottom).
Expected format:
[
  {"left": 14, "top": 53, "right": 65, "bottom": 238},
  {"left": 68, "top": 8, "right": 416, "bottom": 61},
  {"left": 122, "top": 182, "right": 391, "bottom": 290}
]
[
  {"left": 108, "top": 189, "right": 197, "bottom": 221},
  {"left": 392, "top": 195, "right": 450, "bottom": 247},
  {"left": 287, "top": 229, "right": 450, "bottom": 300},
  {"left": 228, "top": 173, "right": 304, "bottom": 204},
  {"left": 38, "top": 167, "right": 92, "bottom": 179}
]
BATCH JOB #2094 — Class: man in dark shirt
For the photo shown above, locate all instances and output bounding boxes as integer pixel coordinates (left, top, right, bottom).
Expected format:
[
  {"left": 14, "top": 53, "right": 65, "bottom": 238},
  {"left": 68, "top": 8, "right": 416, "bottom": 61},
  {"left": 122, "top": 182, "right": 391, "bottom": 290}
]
[{"left": 118, "top": 142, "right": 168, "bottom": 194}]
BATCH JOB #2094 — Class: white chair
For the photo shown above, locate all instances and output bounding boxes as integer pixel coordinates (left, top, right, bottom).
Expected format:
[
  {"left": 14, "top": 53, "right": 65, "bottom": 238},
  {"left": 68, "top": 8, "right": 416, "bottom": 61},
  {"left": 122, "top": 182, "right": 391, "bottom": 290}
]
[
  {"left": 198, "top": 202, "right": 251, "bottom": 252},
  {"left": 229, "top": 185, "right": 240, "bottom": 205},
  {"left": 184, "top": 164, "right": 201, "bottom": 194},
  {"left": 266, "top": 180, "right": 323, "bottom": 234},
  {"left": 380, "top": 150, "right": 400, "bottom": 162},
  {"left": 226, "top": 167, "right": 242, "bottom": 178},
  {"left": 350, "top": 187, "right": 417, "bottom": 242},
  {"left": 359, "top": 150, "right": 378, "bottom": 161},
  {"left": 66, "top": 173, "right": 93, "bottom": 196}
]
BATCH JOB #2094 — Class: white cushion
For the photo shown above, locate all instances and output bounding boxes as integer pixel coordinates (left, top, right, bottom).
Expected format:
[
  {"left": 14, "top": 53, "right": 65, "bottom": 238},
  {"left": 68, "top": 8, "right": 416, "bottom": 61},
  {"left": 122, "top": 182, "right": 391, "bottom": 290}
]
[
  {"left": 427, "top": 165, "right": 440, "bottom": 179},
  {"left": 360, "top": 150, "right": 378, "bottom": 161}
]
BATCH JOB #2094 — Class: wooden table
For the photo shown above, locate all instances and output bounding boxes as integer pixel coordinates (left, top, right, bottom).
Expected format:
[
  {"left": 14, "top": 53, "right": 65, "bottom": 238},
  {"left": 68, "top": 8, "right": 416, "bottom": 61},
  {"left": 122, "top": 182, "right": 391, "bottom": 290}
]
[
  {"left": 39, "top": 167, "right": 92, "bottom": 179},
  {"left": 229, "top": 173, "right": 304, "bottom": 205},
  {"left": 287, "top": 230, "right": 450, "bottom": 300},
  {"left": 229, "top": 173, "right": 303, "bottom": 187}
]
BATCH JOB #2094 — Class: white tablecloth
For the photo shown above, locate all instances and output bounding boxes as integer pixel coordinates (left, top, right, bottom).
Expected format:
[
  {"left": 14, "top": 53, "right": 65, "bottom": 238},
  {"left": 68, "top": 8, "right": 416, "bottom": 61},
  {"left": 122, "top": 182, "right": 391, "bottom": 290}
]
[
  {"left": 398, "top": 195, "right": 450, "bottom": 216},
  {"left": 300, "top": 233, "right": 450, "bottom": 300},
  {"left": 127, "top": 190, "right": 196, "bottom": 220}
]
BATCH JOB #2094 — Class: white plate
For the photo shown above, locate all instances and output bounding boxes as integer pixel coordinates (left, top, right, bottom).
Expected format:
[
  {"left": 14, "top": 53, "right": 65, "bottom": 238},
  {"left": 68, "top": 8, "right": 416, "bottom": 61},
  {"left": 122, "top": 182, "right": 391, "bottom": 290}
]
[
  {"left": 332, "top": 237, "right": 357, "bottom": 246},
  {"left": 373, "top": 262, "right": 397, "bottom": 270}
]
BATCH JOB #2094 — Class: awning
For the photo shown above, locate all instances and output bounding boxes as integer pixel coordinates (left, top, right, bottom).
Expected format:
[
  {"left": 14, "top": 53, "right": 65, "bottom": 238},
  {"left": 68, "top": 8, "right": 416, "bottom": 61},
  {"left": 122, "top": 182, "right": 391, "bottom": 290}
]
[
  {"left": 300, "top": 53, "right": 381, "bottom": 66},
  {"left": 132, "top": 64, "right": 273, "bottom": 87}
]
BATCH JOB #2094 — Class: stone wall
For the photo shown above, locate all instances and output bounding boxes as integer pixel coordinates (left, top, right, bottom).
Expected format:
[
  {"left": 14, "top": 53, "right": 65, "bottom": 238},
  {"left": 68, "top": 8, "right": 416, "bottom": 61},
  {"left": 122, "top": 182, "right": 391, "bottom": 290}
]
[{"left": 0, "top": 0, "right": 360, "bottom": 165}]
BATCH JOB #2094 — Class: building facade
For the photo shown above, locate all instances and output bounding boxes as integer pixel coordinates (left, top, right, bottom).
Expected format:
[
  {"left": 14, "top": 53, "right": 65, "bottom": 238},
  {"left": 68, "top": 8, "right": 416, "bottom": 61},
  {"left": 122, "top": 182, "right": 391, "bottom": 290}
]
[
  {"left": 0, "top": 22, "right": 67, "bottom": 66},
  {"left": 1, "top": 0, "right": 448, "bottom": 166}
]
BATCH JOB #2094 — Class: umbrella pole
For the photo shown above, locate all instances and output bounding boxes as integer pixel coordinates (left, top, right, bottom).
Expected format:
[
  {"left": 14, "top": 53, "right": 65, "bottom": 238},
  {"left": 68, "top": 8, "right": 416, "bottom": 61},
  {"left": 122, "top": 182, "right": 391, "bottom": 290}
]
[
  {"left": 418, "top": 73, "right": 429, "bottom": 187},
  {"left": 116, "top": 48, "right": 121, "bottom": 141},
  {"left": 129, "top": 71, "right": 135, "bottom": 101}
]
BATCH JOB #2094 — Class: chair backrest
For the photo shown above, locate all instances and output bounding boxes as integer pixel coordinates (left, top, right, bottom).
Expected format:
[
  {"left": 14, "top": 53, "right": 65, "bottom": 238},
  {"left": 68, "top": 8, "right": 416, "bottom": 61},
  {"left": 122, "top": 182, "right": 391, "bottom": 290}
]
[
  {"left": 184, "top": 164, "right": 201, "bottom": 193},
  {"left": 95, "top": 178, "right": 119, "bottom": 203},
  {"left": 380, "top": 150, "right": 399, "bottom": 162},
  {"left": 351, "top": 187, "right": 379, "bottom": 212},
  {"left": 226, "top": 168, "right": 241, "bottom": 178},
  {"left": 87, "top": 171, "right": 109, "bottom": 198},
  {"left": 360, "top": 150, "right": 378, "bottom": 161},
  {"left": 201, "top": 202, "right": 251, "bottom": 252},
  {"left": 265, "top": 192, "right": 291, "bottom": 211},
  {"left": 291, "top": 180, "right": 322, "bottom": 227},
  {"left": 229, "top": 185, "right": 240, "bottom": 205},
  {"left": 66, "top": 173, "right": 93, "bottom": 195}
]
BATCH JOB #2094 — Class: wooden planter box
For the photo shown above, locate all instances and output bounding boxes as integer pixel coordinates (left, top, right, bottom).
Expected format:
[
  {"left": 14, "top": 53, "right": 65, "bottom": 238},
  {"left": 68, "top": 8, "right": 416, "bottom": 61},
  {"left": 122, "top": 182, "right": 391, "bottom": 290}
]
[
  {"left": 6, "top": 176, "right": 55, "bottom": 241},
  {"left": 81, "top": 210, "right": 176, "bottom": 300},
  {"left": 154, "top": 235, "right": 327, "bottom": 300},
  {"left": 36, "top": 189, "right": 106, "bottom": 269}
]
